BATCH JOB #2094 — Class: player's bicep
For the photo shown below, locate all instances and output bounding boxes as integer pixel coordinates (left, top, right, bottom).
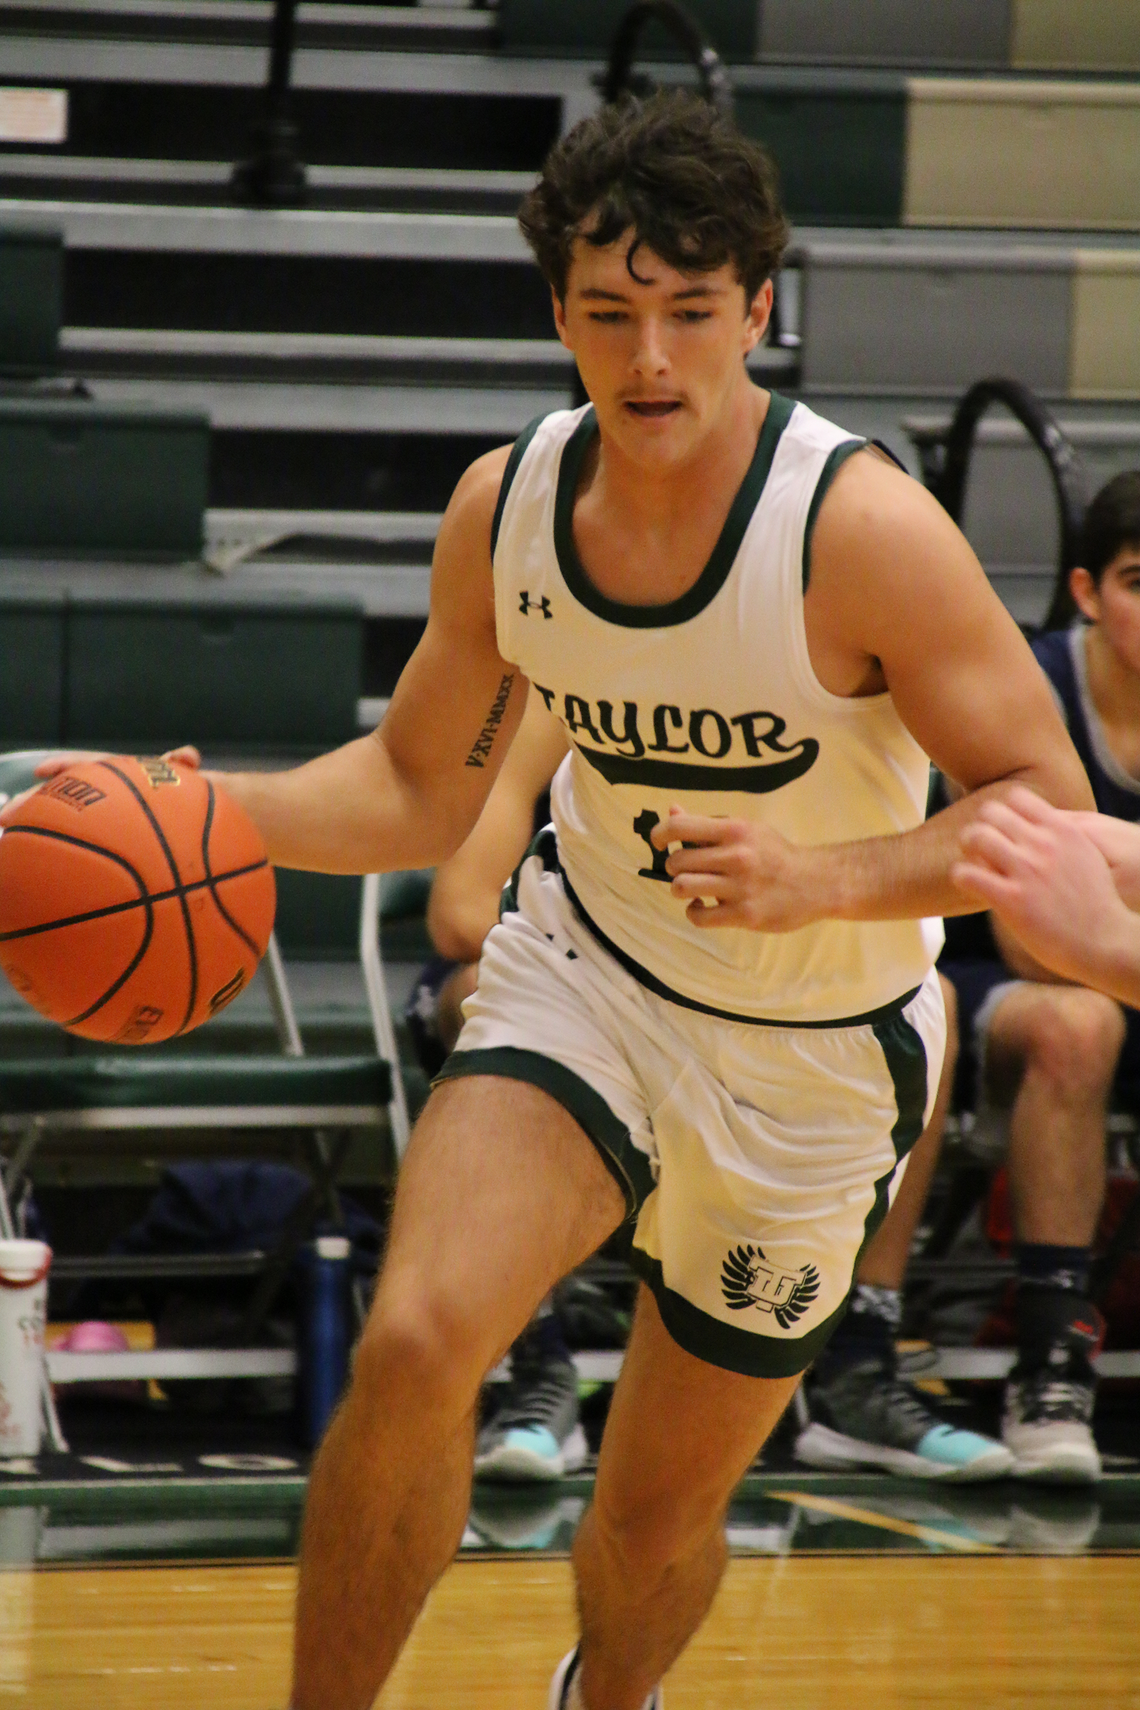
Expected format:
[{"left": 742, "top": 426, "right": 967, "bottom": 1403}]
[
  {"left": 822, "top": 462, "right": 1091, "bottom": 807},
  {"left": 372, "top": 446, "right": 528, "bottom": 842}
]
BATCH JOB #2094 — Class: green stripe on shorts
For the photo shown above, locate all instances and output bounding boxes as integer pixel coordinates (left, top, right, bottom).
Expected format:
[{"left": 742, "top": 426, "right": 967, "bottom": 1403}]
[
  {"left": 433, "top": 1045, "right": 655, "bottom": 1221},
  {"left": 630, "top": 1249, "right": 849, "bottom": 1379}
]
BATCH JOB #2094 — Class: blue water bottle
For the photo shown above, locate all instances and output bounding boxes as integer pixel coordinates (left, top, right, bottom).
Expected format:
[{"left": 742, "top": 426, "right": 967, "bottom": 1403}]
[{"left": 298, "top": 1234, "right": 352, "bottom": 1449}]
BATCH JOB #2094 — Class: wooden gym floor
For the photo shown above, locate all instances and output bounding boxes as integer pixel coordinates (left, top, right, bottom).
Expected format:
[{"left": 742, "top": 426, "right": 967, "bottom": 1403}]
[{"left": 3, "top": 1471, "right": 1140, "bottom": 1708}]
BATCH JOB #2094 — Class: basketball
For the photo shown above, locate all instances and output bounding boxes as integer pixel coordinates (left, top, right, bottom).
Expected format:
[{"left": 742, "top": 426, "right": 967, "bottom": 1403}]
[{"left": 0, "top": 755, "right": 275, "bottom": 1044}]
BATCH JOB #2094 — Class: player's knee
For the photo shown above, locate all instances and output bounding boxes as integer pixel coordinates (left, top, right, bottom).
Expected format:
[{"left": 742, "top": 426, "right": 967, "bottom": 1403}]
[
  {"left": 590, "top": 1481, "right": 724, "bottom": 1582},
  {"left": 353, "top": 1292, "right": 484, "bottom": 1418},
  {"left": 1020, "top": 988, "right": 1125, "bottom": 1097}
]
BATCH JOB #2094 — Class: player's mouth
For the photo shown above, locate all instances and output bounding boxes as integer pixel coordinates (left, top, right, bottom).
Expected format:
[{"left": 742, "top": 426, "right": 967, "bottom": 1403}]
[{"left": 623, "top": 398, "right": 683, "bottom": 418}]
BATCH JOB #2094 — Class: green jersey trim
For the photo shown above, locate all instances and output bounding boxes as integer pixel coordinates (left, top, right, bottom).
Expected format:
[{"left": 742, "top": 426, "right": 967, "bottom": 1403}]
[
  {"left": 490, "top": 412, "right": 545, "bottom": 560},
  {"left": 801, "top": 436, "right": 867, "bottom": 594},
  {"left": 552, "top": 390, "right": 797, "bottom": 630}
]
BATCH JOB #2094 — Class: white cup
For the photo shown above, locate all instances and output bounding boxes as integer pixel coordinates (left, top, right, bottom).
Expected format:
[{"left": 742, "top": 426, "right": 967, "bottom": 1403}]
[{"left": 0, "top": 1240, "right": 52, "bottom": 1458}]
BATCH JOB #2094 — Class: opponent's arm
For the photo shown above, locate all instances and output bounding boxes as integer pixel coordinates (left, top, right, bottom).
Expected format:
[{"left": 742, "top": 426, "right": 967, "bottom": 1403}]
[
  {"left": 659, "top": 451, "right": 1093, "bottom": 930},
  {"left": 427, "top": 689, "right": 569, "bottom": 961},
  {"left": 954, "top": 789, "right": 1140, "bottom": 1007}
]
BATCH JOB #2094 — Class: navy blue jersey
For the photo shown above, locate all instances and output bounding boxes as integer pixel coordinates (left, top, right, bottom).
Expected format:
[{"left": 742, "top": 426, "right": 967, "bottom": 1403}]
[{"left": 1031, "top": 628, "right": 1140, "bottom": 823}]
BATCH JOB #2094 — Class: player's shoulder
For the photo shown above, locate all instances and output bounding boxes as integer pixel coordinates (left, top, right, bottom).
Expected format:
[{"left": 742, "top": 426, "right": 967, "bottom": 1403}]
[{"left": 812, "top": 435, "right": 961, "bottom": 565}]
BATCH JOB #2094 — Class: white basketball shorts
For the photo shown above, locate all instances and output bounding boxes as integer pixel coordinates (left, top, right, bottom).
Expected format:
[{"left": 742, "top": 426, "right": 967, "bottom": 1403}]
[{"left": 435, "top": 831, "right": 946, "bottom": 1379}]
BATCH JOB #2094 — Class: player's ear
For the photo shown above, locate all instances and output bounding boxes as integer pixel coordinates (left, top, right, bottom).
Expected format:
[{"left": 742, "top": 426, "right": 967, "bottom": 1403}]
[
  {"left": 743, "top": 279, "right": 773, "bottom": 353},
  {"left": 1069, "top": 565, "right": 1100, "bottom": 623}
]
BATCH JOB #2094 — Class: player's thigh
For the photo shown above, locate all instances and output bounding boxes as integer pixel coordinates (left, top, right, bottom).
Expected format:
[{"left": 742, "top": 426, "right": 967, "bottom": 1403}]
[
  {"left": 591, "top": 1286, "right": 798, "bottom": 1564},
  {"left": 364, "top": 1074, "right": 626, "bottom": 1381}
]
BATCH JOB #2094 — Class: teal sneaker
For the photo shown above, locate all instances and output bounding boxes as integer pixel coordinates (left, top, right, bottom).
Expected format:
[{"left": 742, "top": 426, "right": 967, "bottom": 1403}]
[
  {"left": 796, "top": 1355, "right": 1013, "bottom": 1482},
  {"left": 475, "top": 1342, "right": 586, "bottom": 1483}
]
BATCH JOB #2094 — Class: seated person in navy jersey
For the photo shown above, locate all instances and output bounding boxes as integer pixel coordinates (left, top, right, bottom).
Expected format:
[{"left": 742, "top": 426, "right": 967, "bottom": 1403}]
[
  {"left": 406, "top": 690, "right": 580, "bottom": 1481},
  {"left": 938, "top": 470, "right": 1140, "bottom": 1485}
]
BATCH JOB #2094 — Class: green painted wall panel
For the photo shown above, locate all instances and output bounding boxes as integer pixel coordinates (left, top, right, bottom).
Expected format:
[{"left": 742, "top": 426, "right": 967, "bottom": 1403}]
[
  {"left": 66, "top": 603, "right": 362, "bottom": 750},
  {"left": 0, "top": 228, "right": 62, "bottom": 373},
  {"left": 0, "top": 603, "right": 65, "bottom": 746},
  {"left": 736, "top": 89, "right": 906, "bottom": 223},
  {"left": 0, "top": 403, "right": 208, "bottom": 556}
]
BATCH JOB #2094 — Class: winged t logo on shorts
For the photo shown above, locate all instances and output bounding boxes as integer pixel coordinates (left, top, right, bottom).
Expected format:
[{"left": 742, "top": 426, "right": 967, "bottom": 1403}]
[{"left": 721, "top": 1244, "right": 820, "bottom": 1329}]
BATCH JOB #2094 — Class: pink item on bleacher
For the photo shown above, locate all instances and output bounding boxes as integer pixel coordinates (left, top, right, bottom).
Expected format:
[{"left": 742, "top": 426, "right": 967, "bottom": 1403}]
[{"left": 56, "top": 1321, "right": 130, "bottom": 1354}]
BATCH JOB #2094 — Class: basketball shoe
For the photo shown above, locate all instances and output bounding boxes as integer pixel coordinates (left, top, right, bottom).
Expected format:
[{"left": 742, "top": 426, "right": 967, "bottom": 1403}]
[
  {"left": 475, "top": 1319, "right": 587, "bottom": 1482},
  {"left": 797, "top": 1350, "right": 1013, "bottom": 1480},
  {"left": 548, "top": 1648, "right": 662, "bottom": 1710},
  {"left": 1002, "top": 1296, "right": 1104, "bottom": 1484}
]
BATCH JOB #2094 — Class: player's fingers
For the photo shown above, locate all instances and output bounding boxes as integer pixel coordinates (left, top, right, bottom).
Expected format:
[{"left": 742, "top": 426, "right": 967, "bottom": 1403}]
[
  {"left": 651, "top": 809, "right": 728, "bottom": 848},
  {"left": 665, "top": 842, "right": 735, "bottom": 875},
  {"left": 162, "top": 745, "right": 202, "bottom": 770},
  {"left": 685, "top": 897, "right": 742, "bottom": 927},
  {"left": 670, "top": 871, "right": 734, "bottom": 901},
  {"left": 33, "top": 750, "right": 107, "bottom": 778},
  {"left": 958, "top": 821, "right": 1025, "bottom": 875},
  {"left": 950, "top": 859, "right": 1023, "bottom": 908},
  {"left": 999, "top": 784, "right": 1058, "bottom": 825},
  {"left": 972, "top": 798, "right": 1054, "bottom": 850}
]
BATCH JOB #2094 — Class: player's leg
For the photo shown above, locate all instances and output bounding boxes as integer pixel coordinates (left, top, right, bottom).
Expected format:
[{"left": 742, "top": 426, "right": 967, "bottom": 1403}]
[
  {"left": 292, "top": 1074, "right": 625, "bottom": 1710},
  {"left": 984, "top": 981, "right": 1124, "bottom": 1481},
  {"left": 567, "top": 1286, "right": 799, "bottom": 1710},
  {"left": 796, "top": 977, "right": 1011, "bottom": 1479}
]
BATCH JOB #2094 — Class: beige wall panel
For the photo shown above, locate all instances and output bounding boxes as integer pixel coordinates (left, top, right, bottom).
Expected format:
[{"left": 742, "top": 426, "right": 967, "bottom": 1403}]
[
  {"left": 906, "top": 79, "right": 1140, "bottom": 228},
  {"left": 1070, "top": 253, "right": 1140, "bottom": 397},
  {"left": 1013, "top": 0, "right": 1140, "bottom": 71}
]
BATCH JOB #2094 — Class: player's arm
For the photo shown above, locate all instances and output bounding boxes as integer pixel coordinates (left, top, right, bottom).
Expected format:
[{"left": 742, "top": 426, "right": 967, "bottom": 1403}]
[
  {"left": 954, "top": 789, "right": 1140, "bottom": 1007},
  {"left": 659, "top": 452, "right": 1093, "bottom": 930},
  {"left": 426, "top": 689, "right": 569, "bottom": 962}
]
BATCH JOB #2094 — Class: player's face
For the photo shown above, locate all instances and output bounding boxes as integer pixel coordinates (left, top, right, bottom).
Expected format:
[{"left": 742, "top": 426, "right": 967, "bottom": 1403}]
[
  {"left": 551, "top": 231, "right": 772, "bottom": 469},
  {"left": 1072, "top": 546, "right": 1140, "bottom": 677}
]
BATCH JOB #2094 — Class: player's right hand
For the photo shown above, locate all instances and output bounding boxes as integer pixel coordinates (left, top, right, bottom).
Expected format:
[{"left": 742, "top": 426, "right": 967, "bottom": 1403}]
[
  {"left": 33, "top": 745, "right": 203, "bottom": 780},
  {"left": 1072, "top": 810, "right": 1140, "bottom": 911}
]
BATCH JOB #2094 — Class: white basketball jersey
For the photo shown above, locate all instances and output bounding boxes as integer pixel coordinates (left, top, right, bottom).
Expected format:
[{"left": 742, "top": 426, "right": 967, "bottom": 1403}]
[{"left": 491, "top": 393, "right": 936, "bottom": 1025}]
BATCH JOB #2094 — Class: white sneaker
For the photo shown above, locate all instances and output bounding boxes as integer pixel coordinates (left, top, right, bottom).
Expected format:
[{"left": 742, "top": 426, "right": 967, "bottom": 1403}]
[
  {"left": 1002, "top": 1370, "right": 1102, "bottom": 1484},
  {"left": 548, "top": 1649, "right": 663, "bottom": 1710}
]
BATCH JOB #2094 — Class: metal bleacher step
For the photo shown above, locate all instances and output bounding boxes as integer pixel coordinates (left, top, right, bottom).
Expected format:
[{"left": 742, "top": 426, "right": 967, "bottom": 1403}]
[
  {"left": 1, "top": 1, "right": 498, "bottom": 55},
  {"left": 0, "top": 155, "right": 538, "bottom": 214}
]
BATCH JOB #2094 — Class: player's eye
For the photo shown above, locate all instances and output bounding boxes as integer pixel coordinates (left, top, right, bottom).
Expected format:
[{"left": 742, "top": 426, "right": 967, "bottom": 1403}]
[
  {"left": 587, "top": 311, "right": 626, "bottom": 324},
  {"left": 677, "top": 310, "right": 713, "bottom": 322}
]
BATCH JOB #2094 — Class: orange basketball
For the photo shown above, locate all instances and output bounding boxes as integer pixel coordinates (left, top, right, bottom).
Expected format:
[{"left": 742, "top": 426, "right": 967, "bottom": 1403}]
[{"left": 0, "top": 756, "right": 275, "bottom": 1044}]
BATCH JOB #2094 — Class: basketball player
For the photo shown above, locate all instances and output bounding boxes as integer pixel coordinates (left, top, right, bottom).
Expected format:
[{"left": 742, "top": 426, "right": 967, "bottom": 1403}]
[
  {"left": 41, "top": 94, "right": 1091, "bottom": 1710},
  {"left": 956, "top": 789, "right": 1140, "bottom": 1007}
]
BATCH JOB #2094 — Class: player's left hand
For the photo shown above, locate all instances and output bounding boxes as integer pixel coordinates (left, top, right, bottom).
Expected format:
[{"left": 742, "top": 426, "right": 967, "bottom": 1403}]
[
  {"left": 952, "top": 787, "right": 1129, "bottom": 984},
  {"left": 651, "top": 808, "right": 825, "bottom": 931}
]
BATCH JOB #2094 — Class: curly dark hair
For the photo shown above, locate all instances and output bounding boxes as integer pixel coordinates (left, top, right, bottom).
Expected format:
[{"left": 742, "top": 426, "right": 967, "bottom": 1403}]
[{"left": 518, "top": 90, "right": 789, "bottom": 304}]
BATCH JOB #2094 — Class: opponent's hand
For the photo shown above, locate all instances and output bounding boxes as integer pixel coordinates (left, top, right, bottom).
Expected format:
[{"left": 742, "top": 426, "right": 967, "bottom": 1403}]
[
  {"left": 1069, "top": 809, "right": 1140, "bottom": 910},
  {"left": 651, "top": 808, "right": 825, "bottom": 931},
  {"left": 952, "top": 787, "right": 1131, "bottom": 985}
]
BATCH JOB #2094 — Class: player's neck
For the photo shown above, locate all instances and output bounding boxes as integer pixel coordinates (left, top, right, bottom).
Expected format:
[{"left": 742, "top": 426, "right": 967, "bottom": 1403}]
[{"left": 592, "top": 377, "right": 766, "bottom": 527}]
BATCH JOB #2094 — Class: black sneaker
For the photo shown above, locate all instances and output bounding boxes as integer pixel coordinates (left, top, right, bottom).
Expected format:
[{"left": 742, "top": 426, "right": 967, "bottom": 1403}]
[
  {"left": 797, "top": 1353, "right": 1013, "bottom": 1481},
  {"left": 475, "top": 1337, "right": 586, "bottom": 1483}
]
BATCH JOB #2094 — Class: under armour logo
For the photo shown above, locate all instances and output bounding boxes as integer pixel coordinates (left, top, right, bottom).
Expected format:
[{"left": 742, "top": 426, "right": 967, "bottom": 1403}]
[{"left": 519, "top": 592, "right": 553, "bottom": 619}]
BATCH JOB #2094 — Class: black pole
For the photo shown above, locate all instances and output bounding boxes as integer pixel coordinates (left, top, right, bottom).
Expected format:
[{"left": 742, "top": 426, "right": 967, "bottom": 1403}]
[
  {"left": 926, "top": 377, "right": 1085, "bottom": 632},
  {"left": 232, "top": 0, "right": 307, "bottom": 207}
]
